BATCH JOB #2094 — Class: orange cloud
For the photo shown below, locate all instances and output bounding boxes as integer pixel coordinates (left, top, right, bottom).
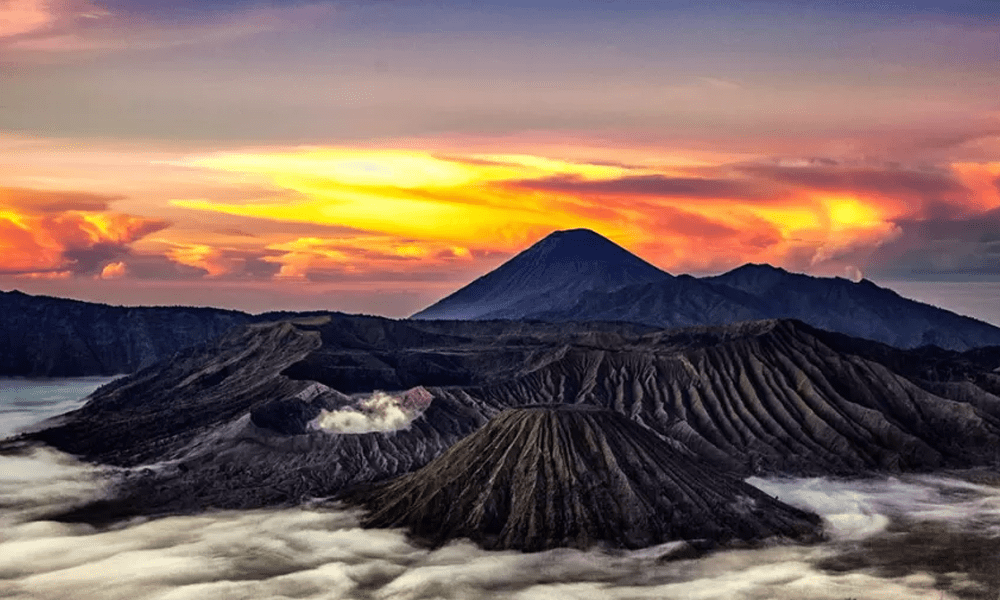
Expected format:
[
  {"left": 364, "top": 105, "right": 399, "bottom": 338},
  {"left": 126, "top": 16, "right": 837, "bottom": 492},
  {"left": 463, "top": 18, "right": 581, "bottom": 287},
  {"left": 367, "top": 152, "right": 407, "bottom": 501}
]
[
  {"left": 163, "top": 244, "right": 236, "bottom": 278},
  {"left": 0, "top": 186, "right": 117, "bottom": 212},
  {"left": 260, "top": 235, "right": 481, "bottom": 283},
  {"left": 504, "top": 173, "right": 776, "bottom": 202},
  {"left": 952, "top": 162, "right": 1000, "bottom": 213},
  {"left": 164, "top": 147, "right": 1000, "bottom": 279},
  {"left": 0, "top": 0, "right": 53, "bottom": 38},
  {"left": 99, "top": 261, "right": 126, "bottom": 279},
  {"left": 156, "top": 241, "right": 289, "bottom": 280},
  {"left": 2, "top": 1, "right": 329, "bottom": 54},
  {"left": 169, "top": 149, "right": 643, "bottom": 254},
  {"left": 0, "top": 0, "right": 108, "bottom": 45},
  {"left": 5, "top": 137, "right": 999, "bottom": 295},
  {"left": 0, "top": 186, "right": 170, "bottom": 276},
  {"left": 0, "top": 215, "right": 58, "bottom": 273}
]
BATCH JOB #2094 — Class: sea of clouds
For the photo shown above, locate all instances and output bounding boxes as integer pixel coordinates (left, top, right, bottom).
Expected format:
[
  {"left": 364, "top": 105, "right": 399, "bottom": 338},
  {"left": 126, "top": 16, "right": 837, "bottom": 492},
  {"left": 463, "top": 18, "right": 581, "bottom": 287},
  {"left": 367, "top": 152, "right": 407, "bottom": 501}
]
[
  {"left": 0, "top": 377, "right": 120, "bottom": 439},
  {"left": 1, "top": 379, "right": 998, "bottom": 600}
]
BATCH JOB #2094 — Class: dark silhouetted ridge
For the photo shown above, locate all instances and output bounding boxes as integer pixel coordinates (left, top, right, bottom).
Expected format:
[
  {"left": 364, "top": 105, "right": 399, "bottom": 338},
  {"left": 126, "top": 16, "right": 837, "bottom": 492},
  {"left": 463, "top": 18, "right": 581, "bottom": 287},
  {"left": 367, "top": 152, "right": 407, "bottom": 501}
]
[
  {"left": 705, "top": 264, "right": 1000, "bottom": 350},
  {"left": 345, "top": 405, "right": 823, "bottom": 551},
  {"left": 0, "top": 289, "right": 253, "bottom": 376}
]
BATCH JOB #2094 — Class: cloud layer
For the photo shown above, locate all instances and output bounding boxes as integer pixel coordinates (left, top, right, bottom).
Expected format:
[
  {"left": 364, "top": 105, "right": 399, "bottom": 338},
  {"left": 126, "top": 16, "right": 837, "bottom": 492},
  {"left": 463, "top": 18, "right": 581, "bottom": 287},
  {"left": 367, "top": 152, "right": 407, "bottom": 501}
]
[
  {"left": 1, "top": 445, "right": 998, "bottom": 600},
  {"left": 3, "top": 378, "right": 1000, "bottom": 599}
]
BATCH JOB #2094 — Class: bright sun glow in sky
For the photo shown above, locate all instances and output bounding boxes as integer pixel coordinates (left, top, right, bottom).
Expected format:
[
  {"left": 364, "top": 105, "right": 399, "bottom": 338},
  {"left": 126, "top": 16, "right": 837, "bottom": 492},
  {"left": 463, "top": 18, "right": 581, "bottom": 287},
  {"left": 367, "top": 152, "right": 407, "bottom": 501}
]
[{"left": 1, "top": 0, "right": 999, "bottom": 319}]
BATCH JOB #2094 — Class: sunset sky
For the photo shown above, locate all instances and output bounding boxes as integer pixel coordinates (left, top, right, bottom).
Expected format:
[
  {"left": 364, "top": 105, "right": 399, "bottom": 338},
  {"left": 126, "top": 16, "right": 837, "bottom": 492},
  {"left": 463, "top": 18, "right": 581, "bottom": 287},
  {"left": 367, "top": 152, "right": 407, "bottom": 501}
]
[{"left": 2, "top": 0, "right": 999, "bottom": 322}]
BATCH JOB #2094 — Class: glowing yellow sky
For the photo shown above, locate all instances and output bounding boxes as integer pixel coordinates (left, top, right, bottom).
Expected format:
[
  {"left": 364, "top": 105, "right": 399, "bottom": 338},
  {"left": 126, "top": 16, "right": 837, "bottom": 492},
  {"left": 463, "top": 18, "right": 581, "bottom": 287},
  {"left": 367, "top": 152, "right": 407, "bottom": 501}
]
[
  {"left": 168, "top": 149, "right": 643, "bottom": 252},
  {"left": 1, "top": 135, "right": 999, "bottom": 315},
  {"left": 161, "top": 146, "right": 965, "bottom": 278}
]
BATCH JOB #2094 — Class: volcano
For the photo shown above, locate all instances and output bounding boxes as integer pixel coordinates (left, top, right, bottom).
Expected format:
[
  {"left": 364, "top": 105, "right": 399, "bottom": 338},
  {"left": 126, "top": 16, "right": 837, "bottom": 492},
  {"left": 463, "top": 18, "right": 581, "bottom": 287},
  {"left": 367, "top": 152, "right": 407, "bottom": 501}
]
[
  {"left": 345, "top": 405, "right": 824, "bottom": 551},
  {"left": 411, "top": 228, "right": 671, "bottom": 320},
  {"left": 411, "top": 229, "right": 1000, "bottom": 351}
]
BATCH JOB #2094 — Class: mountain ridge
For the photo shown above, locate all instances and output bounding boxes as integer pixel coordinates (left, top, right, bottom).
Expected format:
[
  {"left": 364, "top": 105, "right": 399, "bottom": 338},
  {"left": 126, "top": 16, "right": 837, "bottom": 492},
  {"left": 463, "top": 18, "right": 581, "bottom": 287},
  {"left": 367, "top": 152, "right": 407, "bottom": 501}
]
[
  {"left": 4, "top": 228, "right": 1000, "bottom": 380},
  {"left": 0, "top": 289, "right": 254, "bottom": 377}
]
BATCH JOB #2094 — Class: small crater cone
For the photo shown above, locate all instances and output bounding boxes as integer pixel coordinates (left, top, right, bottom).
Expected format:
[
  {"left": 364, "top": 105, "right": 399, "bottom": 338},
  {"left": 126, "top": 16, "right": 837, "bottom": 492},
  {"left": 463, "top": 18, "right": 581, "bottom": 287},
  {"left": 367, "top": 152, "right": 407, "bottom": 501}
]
[{"left": 344, "top": 405, "right": 823, "bottom": 551}]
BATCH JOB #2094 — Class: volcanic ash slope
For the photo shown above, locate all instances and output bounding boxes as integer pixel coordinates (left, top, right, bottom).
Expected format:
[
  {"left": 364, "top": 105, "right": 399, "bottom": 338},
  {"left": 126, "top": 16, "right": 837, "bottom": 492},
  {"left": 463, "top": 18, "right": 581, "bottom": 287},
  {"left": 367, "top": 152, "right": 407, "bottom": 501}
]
[{"left": 345, "top": 405, "right": 824, "bottom": 552}]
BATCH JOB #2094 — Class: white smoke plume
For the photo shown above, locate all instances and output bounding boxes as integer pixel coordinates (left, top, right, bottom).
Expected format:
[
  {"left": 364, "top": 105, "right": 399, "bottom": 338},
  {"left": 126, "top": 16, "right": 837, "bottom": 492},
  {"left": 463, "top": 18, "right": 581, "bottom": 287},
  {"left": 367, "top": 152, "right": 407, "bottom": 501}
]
[{"left": 313, "top": 387, "right": 432, "bottom": 434}]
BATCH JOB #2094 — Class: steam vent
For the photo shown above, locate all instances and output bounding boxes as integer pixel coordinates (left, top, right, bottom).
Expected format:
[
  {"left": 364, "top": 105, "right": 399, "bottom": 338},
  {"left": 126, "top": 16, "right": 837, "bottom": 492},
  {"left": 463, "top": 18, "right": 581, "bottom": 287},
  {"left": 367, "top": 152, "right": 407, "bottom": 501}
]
[{"left": 346, "top": 405, "right": 824, "bottom": 551}]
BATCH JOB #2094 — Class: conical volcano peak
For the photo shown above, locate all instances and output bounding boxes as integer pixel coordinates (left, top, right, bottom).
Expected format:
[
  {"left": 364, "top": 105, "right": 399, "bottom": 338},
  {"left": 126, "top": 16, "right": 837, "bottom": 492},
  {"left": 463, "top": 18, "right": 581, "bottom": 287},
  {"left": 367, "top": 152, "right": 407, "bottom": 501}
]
[
  {"left": 411, "top": 229, "right": 670, "bottom": 320},
  {"left": 544, "top": 228, "right": 605, "bottom": 241},
  {"left": 345, "top": 406, "right": 824, "bottom": 551},
  {"left": 527, "top": 228, "right": 639, "bottom": 262}
]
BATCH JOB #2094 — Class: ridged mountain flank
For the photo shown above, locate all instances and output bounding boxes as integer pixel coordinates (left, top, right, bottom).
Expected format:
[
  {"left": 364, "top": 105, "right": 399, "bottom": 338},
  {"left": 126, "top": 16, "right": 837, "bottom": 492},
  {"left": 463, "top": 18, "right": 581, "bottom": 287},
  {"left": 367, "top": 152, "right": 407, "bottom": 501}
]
[
  {"left": 411, "top": 229, "right": 671, "bottom": 320},
  {"left": 345, "top": 405, "right": 823, "bottom": 551}
]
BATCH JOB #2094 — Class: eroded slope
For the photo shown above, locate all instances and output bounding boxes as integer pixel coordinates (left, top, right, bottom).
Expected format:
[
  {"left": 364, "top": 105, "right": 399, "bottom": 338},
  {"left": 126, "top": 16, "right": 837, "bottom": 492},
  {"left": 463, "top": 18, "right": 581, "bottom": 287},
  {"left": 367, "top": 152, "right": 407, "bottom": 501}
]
[{"left": 346, "top": 405, "right": 823, "bottom": 551}]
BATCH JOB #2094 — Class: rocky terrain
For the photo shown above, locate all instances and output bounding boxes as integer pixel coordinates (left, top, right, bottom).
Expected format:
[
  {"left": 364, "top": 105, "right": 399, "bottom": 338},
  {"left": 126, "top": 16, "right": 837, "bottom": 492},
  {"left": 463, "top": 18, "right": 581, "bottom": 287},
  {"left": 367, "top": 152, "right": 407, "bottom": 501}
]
[
  {"left": 414, "top": 229, "right": 1000, "bottom": 351},
  {"left": 11, "top": 313, "right": 1000, "bottom": 526},
  {"left": 7, "top": 229, "right": 1000, "bottom": 550},
  {"left": 345, "top": 404, "right": 823, "bottom": 551}
]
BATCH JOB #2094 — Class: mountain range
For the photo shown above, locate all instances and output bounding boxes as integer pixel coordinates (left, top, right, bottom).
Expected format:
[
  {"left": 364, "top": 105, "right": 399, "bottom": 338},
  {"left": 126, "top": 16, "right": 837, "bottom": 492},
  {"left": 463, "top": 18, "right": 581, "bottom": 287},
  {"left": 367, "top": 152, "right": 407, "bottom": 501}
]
[
  {"left": 4, "top": 228, "right": 1000, "bottom": 379},
  {"left": 414, "top": 228, "right": 1000, "bottom": 351},
  {"left": 12, "top": 313, "right": 1000, "bottom": 530}
]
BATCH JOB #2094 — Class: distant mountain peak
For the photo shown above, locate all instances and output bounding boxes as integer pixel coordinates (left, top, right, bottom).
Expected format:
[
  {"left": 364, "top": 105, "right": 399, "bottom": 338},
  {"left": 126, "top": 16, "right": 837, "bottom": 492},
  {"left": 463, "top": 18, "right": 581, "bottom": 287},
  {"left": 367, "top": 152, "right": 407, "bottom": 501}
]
[
  {"left": 518, "top": 228, "right": 656, "bottom": 263},
  {"left": 734, "top": 262, "right": 785, "bottom": 271},
  {"left": 411, "top": 229, "right": 671, "bottom": 320},
  {"left": 547, "top": 227, "right": 603, "bottom": 239},
  {"left": 725, "top": 263, "right": 791, "bottom": 276},
  {"left": 410, "top": 231, "right": 1000, "bottom": 350}
]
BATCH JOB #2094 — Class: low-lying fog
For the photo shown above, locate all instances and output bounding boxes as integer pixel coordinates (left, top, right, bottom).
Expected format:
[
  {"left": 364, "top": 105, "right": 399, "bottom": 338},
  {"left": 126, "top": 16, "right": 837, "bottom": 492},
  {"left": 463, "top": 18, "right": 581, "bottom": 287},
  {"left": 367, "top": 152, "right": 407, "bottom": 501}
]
[
  {"left": 0, "top": 377, "right": 121, "bottom": 439},
  {"left": 1, "top": 380, "right": 998, "bottom": 600}
]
